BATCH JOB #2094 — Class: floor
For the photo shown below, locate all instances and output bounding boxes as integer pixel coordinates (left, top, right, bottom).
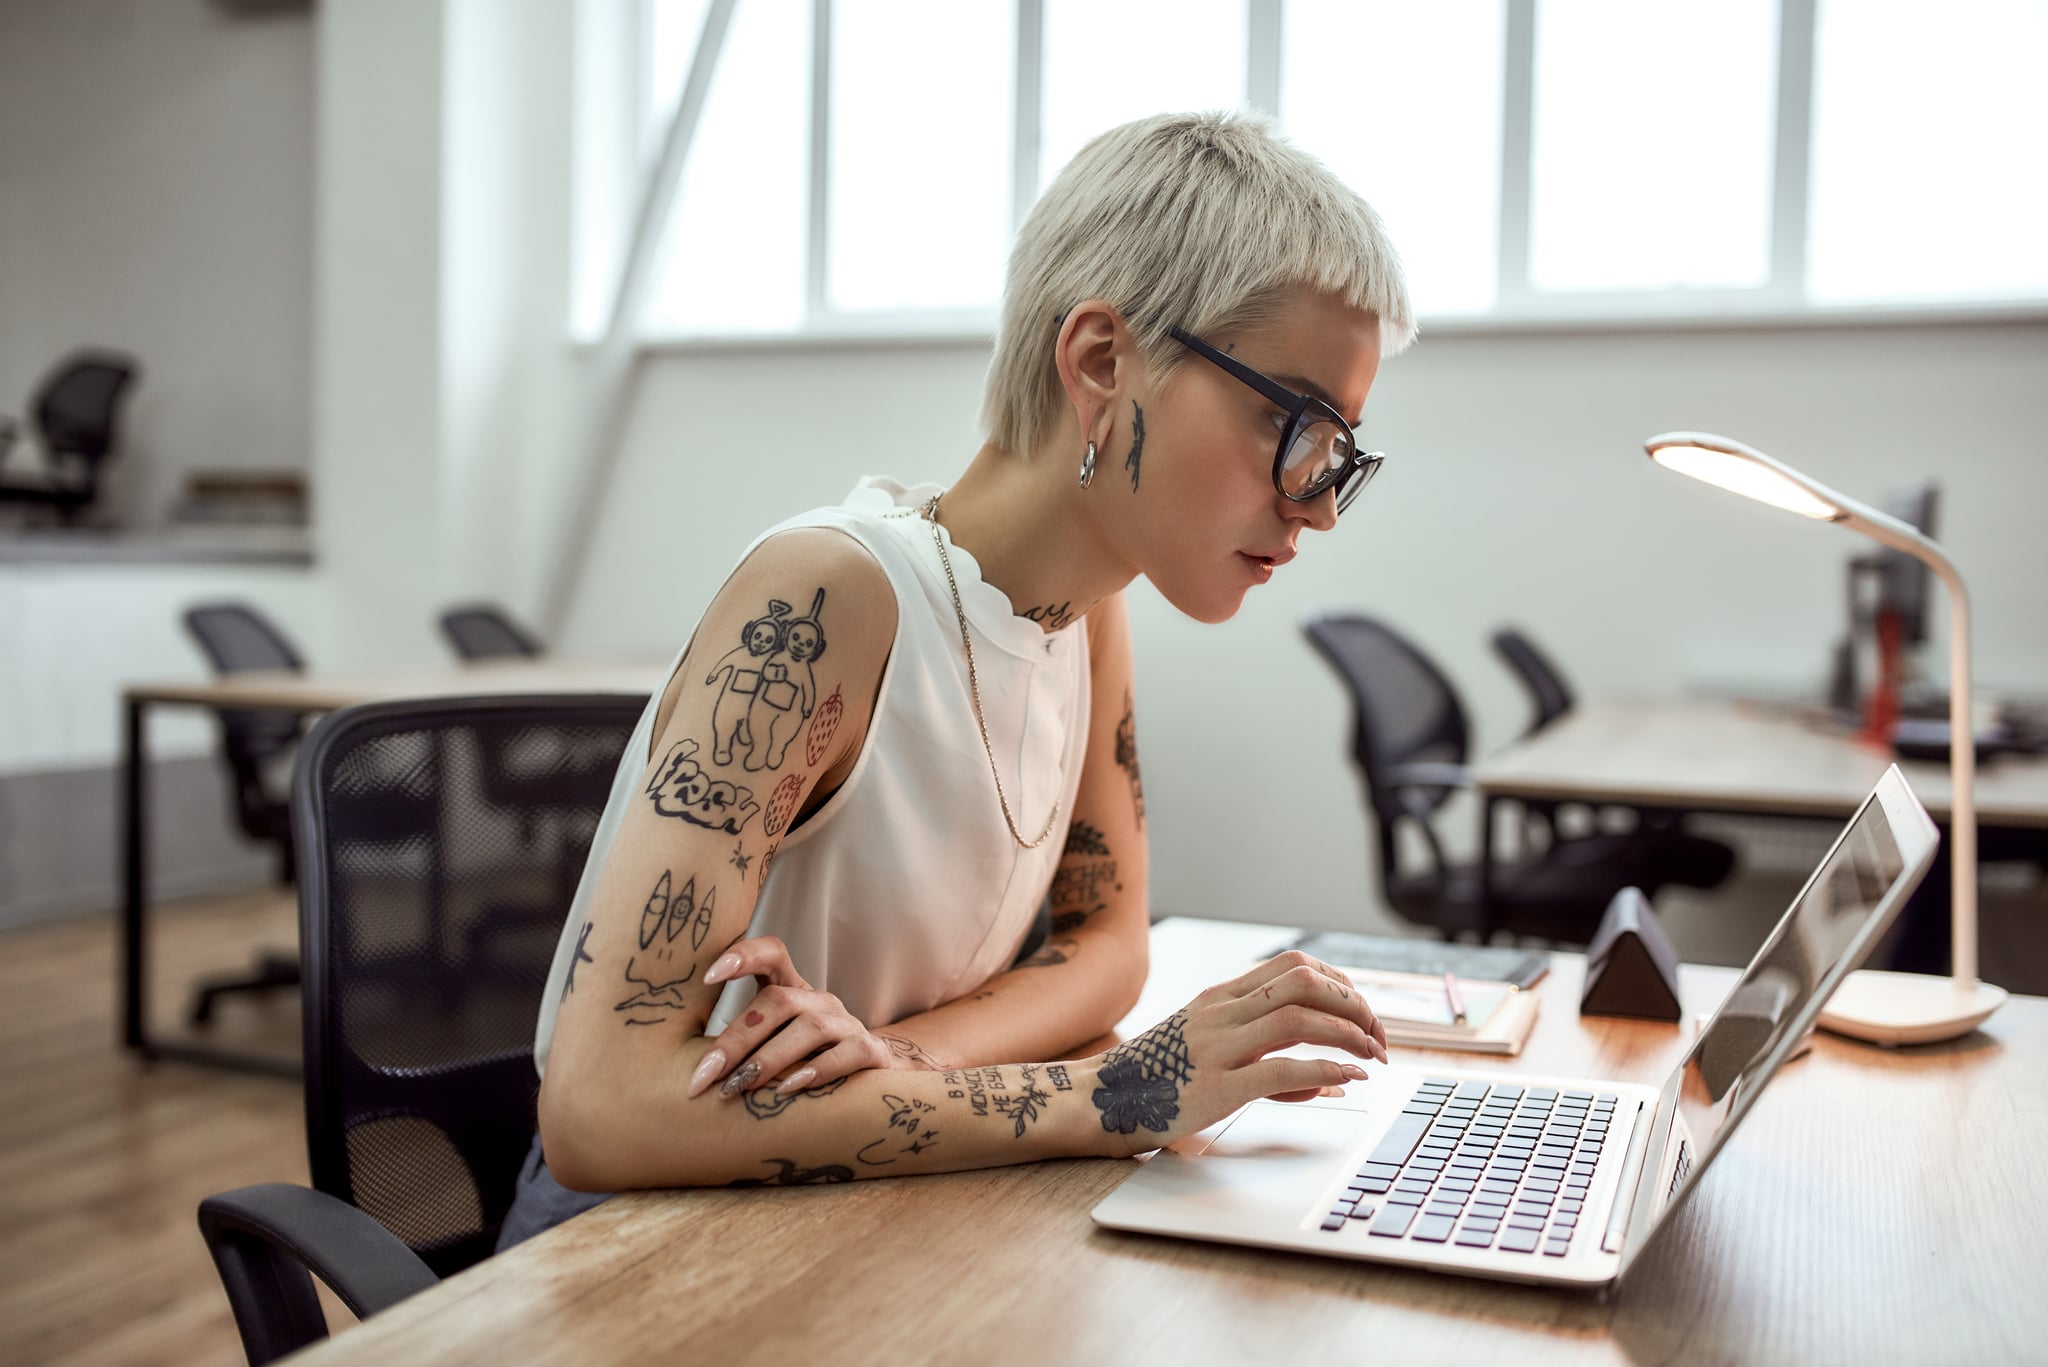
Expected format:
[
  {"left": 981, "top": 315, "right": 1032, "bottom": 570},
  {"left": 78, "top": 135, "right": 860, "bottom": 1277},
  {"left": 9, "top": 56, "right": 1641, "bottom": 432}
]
[
  {"left": 2, "top": 845, "right": 2041, "bottom": 1367},
  {"left": 0, "top": 887, "right": 353, "bottom": 1367}
]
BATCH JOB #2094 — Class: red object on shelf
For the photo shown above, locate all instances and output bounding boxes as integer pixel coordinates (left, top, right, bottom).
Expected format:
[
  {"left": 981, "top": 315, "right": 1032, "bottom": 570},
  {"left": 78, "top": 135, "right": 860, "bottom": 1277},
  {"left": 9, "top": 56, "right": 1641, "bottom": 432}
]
[{"left": 1860, "top": 607, "right": 1903, "bottom": 748}]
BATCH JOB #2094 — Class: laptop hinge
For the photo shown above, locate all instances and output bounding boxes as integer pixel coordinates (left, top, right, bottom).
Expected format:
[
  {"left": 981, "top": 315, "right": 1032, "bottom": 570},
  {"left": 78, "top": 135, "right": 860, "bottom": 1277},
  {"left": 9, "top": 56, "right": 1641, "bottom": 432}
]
[{"left": 1602, "top": 1100, "right": 1653, "bottom": 1254}]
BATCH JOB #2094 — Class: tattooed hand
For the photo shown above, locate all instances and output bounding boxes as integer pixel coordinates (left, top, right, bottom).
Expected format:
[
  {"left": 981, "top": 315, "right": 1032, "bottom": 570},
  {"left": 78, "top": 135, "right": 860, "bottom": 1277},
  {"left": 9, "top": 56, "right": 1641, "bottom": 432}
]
[
  {"left": 684, "top": 934, "right": 898, "bottom": 1101},
  {"left": 1085, "top": 951, "right": 1389, "bottom": 1156}
]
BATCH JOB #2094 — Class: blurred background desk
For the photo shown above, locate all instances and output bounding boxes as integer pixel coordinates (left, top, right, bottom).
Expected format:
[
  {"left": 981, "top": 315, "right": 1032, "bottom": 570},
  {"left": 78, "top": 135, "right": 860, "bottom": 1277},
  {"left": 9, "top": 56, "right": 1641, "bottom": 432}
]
[
  {"left": 120, "top": 661, "right": 662, "bottom": 1074},
  {"left": 1472, "top": 698, "right": 2048, "bottom": 968},
  {"left": 284, "top": 917, "right": 2048, "bottom": 1367}
]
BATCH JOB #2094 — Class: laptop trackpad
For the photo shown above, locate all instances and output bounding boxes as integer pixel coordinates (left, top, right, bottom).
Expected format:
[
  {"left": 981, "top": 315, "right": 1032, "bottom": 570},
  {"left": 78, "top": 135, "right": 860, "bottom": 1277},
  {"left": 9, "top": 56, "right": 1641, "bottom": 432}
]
[
  {"left": 1206, "top": 1100, "right": 1380, "bottom": 1159},
  {"left": 1095, "top": 1101, "right": 1383, "bottom": 1236}
]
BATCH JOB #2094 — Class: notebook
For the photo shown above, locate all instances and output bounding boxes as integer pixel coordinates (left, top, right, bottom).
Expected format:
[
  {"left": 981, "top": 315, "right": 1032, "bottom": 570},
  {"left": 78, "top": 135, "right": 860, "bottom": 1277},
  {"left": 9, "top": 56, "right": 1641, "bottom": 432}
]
[
  {"left": 1346, "top": 969, "right": 1539, "bottom": 1055},
  {"left": 1282, "top": 931, "right": 1550, "bottom": 991},
  {"left": 1092, "top": 765, "right": 1939, "bottom": 1290}
]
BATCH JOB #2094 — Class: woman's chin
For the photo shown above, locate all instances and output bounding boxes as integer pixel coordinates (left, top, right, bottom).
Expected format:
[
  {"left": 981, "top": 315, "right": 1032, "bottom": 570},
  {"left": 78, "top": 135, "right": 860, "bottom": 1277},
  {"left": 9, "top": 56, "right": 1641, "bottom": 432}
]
[{"left": 1151, "top": 576, "right": 1248, "bottom": 625}]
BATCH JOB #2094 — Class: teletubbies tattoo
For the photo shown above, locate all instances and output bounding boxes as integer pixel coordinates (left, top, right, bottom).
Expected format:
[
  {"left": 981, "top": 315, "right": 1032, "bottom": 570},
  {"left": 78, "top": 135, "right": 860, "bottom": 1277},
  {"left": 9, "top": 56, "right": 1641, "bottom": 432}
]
[
  {"left": 615, "top": 870, "right": 709, "bottom": 1022},
  {"left": 707, "top": 604, "right": 791, "bottom": 765},
  {"left": 743, "top": 588, "right": 828, "bottom": 772},
  {"left": 646, "top": 737, "right": 760, "bottom": 834}
]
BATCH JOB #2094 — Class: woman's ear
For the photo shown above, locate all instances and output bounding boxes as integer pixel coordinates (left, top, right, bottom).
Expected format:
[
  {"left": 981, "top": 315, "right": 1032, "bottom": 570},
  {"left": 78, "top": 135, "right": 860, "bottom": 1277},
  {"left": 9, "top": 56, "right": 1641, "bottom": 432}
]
[{"left": 1053, "top": 299, "right": 1129, "bottom": 452}]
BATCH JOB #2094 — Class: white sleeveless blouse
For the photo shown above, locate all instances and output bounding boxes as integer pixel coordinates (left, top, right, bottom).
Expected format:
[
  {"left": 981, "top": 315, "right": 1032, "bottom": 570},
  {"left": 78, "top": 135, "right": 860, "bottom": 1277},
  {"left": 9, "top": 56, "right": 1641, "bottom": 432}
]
[{"left": 533, "top": 477, "right": 1091, "bottom": 1076}]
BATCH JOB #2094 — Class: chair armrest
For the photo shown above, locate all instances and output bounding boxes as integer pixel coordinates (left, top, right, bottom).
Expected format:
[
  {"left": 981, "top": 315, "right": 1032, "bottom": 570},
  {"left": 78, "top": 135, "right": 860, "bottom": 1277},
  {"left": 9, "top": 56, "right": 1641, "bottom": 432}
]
[
  {"left": 197, "top": 1182, "right": 440, "bottom": 1366},
  {"left": 1384, "top": 762, "right": 1472, "bottom": 791}
]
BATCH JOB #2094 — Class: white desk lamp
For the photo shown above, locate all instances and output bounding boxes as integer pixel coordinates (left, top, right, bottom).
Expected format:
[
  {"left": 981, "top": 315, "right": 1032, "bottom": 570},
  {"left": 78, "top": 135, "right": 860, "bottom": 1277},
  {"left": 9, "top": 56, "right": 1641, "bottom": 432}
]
[{"left": 1643, "top": 431, "right": 2006, "bottom": 1044}]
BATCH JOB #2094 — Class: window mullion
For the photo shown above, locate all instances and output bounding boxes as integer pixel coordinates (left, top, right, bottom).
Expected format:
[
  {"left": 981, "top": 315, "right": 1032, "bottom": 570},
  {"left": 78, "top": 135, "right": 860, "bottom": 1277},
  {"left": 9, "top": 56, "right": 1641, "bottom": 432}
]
[
  {"left": 808, "top": 0, "right": 834, "bottom": 323},
  {"left": 1496, "top": 0, "right": 1537, "bottom": 312},
  {"left": 1012, "top": 0, "right": 1045, "bottom": 233},
  {"left": 1247, "top": 0, "right": 1282, "bottom": 117},
  {"left": 1769, "top": 0, "right": 1817, "bottom": 308}
]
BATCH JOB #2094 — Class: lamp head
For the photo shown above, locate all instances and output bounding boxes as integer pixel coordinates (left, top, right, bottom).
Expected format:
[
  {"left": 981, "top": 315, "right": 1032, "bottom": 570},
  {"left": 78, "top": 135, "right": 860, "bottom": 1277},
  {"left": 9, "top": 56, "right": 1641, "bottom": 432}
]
[{"left": 1644, "top": 431, "right": 1845, "bottom": 522}]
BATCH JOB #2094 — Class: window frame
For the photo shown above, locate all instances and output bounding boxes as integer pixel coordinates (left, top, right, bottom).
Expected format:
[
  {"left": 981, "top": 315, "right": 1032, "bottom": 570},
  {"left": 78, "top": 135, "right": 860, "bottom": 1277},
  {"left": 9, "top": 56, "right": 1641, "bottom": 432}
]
[{"left": 601, "top": 0, "right": 2048, "bottom": 349}]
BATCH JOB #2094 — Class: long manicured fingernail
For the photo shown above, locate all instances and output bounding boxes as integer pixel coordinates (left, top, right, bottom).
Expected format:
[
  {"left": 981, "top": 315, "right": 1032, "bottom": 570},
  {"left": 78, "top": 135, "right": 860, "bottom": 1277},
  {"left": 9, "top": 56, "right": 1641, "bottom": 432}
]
[
  {"left": 703, "top": 952, "right": 742, "bottom": 985},
  {"left": 687, "top": 1050, "right": 727, "bottom": 1098},
  {"left": 1341, "top": 1064, "right": 1370, "bottom": 1081},
  {"left": 719, "top": 1059, "right": 762, "bottom": 1098},
  {"left": 774, "top": 1067, "right": 818, "bottom": 1096}
]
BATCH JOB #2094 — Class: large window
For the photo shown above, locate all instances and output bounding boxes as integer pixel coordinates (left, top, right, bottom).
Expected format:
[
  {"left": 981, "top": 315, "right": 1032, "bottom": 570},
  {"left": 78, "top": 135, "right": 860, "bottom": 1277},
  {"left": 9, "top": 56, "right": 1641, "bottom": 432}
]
[{"left": 574, "top": 0, "right": 2048, "bottom": 342}]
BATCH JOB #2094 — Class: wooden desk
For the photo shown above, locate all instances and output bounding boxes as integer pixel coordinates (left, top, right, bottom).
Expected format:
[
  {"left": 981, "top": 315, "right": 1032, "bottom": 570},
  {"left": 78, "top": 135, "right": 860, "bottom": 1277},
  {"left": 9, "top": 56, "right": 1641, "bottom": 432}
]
[
  {"left": 289, "top": 918, "right": 2048, "bottom": 1367},
  {"left": 1469, "top": 698, "right": 2048, "bottom": 951},
  {"left": 1474, "top": 697, "right": 2048, "bottom": 829},
  {"left": 120, "top": 660, "right": 664, "bottom": 1073}
]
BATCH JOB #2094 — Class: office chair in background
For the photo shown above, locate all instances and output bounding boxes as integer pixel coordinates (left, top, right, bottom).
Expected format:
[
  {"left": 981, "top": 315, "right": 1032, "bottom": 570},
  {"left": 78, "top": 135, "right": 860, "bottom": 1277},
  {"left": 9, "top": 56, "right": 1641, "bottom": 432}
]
[
  {"left": 197, "top": 694, "right": 641, "bottom": 1366},
  {"left": 0, "top": 350, "right": 140, "bottom": 524},
  {"left": 1303, "top": 611, "right": 1690, "bottom": 945},
  {"left": 181, "top": 602, "right": 309, "bottom": 1025},
  {"left": 1490, "top": 625, "right": 1736, "bottom": 893},
  {"left": 440, "top": 603, "right": 546, "bottom": 661}
]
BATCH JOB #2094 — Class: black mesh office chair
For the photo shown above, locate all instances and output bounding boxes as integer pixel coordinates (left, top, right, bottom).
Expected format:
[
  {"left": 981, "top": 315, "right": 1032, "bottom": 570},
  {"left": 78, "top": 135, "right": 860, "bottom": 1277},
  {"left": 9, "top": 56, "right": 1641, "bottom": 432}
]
[
  {"left": 1304, "top": 612, "right": 1681, "bottom": 944},
  {"left": 197, "top": 694, "right": 640, "bottom": 1366},
  {"left": 1490, "top": 625, "right": 1737, "bottom": 893},
  {"left": 0, "top": 351, "right": 139, "bottom": 523},
  {"left": 440, "top": 603, "right": 546, "bottom": 661},
  {"left": 182, "top": 603, "right": 311, "bottom": 1024}
]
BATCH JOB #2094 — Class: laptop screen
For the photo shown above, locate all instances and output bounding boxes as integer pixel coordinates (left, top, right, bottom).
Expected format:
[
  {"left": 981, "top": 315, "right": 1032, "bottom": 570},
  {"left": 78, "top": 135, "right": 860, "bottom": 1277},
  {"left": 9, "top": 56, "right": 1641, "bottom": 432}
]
[{"left": 1621, "top": 769, "right": 1935, "bottom": 1266}]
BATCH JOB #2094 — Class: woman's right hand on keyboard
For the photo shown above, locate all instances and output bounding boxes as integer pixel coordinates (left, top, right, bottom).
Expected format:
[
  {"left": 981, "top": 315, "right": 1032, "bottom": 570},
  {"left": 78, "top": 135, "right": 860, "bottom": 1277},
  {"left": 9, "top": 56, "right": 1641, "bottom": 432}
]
[{"left": 1082, "top": 951, "right": 1391, "bottom": 1157}]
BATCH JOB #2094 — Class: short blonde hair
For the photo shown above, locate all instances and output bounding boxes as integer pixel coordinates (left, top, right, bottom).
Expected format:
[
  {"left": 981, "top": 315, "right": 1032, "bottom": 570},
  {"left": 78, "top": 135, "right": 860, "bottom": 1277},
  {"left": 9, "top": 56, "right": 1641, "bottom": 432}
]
[{"left": 982, "top": 111, "right": 1416, "bottom": 456}]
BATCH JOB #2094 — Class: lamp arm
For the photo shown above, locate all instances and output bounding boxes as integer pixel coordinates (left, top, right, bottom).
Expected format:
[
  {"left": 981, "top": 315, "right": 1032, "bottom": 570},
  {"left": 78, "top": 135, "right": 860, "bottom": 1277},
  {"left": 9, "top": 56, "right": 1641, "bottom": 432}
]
[{"left": 1838, "top": 505, "right": 1977, "bottom": 986}]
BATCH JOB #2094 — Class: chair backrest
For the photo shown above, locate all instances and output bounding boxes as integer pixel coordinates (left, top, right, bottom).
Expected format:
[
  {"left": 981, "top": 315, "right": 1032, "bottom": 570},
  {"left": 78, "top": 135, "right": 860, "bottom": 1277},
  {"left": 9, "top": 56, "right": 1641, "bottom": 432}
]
[
  {"left": 183, "top": 602, "right": 307, "bottom": 774},
  {"left": 1490, "top": 626, "right": 1576, "bottom": 736},
  {"left": 36, "top": 351, "right": 139, "bottom": 452},
  {"left": 293, "top": 694, "right": 641, "bottom": 1278},
  {"left": 1301, "top": 612, "right": 1472, "bottom": 873},
  {"left": 439, "top": 603, "right": 546, "bottom": 661}
]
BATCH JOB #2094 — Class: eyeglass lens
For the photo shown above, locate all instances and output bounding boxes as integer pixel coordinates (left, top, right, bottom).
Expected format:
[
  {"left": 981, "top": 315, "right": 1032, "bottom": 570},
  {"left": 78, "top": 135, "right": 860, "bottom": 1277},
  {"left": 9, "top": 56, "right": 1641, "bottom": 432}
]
[{"left": 1280, "top": 418, "right": 1356, "bottom": 499}]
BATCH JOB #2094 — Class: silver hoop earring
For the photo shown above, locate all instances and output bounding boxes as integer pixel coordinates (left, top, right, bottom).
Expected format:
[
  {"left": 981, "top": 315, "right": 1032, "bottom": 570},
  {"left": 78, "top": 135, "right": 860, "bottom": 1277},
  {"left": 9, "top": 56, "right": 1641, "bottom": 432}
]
[{"left": 1079, "top": 441, "right": 1097, "bottom": 489}]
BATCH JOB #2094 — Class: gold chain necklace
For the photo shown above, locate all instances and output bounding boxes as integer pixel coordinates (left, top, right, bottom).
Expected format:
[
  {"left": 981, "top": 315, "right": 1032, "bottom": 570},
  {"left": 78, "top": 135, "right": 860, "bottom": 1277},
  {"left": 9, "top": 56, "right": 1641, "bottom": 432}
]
[{"left": 923, "top": 492, "right": 1061, "bottom": 849}]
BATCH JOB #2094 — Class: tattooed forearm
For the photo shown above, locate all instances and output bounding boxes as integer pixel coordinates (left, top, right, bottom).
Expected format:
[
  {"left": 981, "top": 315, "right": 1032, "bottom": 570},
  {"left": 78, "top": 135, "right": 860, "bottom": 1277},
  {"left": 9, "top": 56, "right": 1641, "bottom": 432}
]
[
  {"left": 1093, "top": 1010, "right": 1194, "bottom": 1136},
  {"left": 875, "top": 1033, "right": 945, "bottom": 1070},
  {"left": 1047, "top": 1064, "right": 1074, "bottom": 1092},
  {"left": 993, "top": 1064, "right": 1053, "bottom": 1137},
  {"left": 1017, "top": 936, "right": 1079, "bottom": 969},
  {"left": 740, "top": 1076, "right": 848, "bottom": 1119},
  {"left": 857, "top": 1093, "right": 942, "bottom": 1165},
  {"left": 727, "top": 1158, "right": 854, "bottom": 1187},
  {"left": 1114, "top": 691, "right": 1145, "bottom": 829},
  {"left": 1124, "top": 400, "right": 1146, "bottom": 492},
  {"left": 1020, "top": 601, "right": 1076, "bottom": 631},
  {"left": 729, "top": 841, "right": 751, "bottom": 875}
]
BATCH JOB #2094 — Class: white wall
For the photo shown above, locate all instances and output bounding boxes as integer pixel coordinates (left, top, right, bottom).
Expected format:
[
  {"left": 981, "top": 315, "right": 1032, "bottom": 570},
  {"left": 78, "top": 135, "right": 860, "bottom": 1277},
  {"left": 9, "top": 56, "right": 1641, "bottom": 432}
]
[
  {"left": 0, "top": 0, "right": 313, "bottom": 529},
  {"left": 562, "top": 322, "right": 2048, "bottom": 932}
]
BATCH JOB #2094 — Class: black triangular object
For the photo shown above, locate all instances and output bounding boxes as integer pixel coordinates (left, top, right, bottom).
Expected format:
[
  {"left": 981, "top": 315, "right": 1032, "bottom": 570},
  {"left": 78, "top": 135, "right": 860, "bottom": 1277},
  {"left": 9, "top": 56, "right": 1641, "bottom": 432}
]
[{"left": 1579, "top": 887, "right": 1683, "bottom": 1022}]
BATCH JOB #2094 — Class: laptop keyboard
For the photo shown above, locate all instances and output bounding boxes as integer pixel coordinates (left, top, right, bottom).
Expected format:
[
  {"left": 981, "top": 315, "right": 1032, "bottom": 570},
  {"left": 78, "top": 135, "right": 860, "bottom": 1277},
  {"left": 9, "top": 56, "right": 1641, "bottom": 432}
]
[{"left": 1319, "top": 1077, "right": 1618, "bottom": 1257}]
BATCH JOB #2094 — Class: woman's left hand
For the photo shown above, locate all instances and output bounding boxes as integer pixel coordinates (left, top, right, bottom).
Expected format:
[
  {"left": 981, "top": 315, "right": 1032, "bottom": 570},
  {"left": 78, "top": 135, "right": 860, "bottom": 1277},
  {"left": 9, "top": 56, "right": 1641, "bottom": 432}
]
[{"left": 683, "top": 934, "right": 899, "bottom": 1100}]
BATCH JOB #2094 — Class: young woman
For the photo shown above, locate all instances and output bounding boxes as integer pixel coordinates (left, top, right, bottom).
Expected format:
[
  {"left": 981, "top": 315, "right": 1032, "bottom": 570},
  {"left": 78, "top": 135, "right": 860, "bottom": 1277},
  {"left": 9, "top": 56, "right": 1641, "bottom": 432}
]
[{"left": 508, "top": 111, "right": 1414, "bottom": 1237}]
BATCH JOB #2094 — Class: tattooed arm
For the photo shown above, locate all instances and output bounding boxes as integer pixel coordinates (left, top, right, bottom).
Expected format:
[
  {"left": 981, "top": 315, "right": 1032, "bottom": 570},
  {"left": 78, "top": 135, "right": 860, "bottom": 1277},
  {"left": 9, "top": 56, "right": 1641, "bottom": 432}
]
[
  {"left": 547, "top": 946, "right": 1387, "bottom": 1191},
  {"left": 858, "top": 591, "right": 1153, "bottom": 1073}
]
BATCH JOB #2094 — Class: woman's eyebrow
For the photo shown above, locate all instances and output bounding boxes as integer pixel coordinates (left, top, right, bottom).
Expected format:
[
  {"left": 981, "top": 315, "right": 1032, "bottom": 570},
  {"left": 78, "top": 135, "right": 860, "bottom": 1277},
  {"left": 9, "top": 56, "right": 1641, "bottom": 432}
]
[{"left": 1272, "top": 371, "right": 1362, "bottom": 427}]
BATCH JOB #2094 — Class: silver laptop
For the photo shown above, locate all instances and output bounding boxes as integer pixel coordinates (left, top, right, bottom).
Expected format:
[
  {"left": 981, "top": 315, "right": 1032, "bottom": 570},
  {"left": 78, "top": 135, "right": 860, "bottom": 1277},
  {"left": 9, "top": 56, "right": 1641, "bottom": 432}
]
[{"left": 1092, "top": 765, "right": 1939, "bottom": 1289}]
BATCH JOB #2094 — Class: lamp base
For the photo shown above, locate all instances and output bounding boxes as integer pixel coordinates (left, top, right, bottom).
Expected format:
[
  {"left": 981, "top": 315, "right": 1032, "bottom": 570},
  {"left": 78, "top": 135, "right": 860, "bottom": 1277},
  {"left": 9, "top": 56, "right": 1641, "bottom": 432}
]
[{"left": 1816, "top": 970, "right": 2007, "bottom": 1046}]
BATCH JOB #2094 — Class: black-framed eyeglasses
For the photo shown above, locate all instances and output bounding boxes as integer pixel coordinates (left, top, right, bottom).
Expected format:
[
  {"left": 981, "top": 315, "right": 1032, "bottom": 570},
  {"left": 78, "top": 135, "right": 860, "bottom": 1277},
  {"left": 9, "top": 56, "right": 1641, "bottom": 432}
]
[{"left": 1167, "top": 326, "right": 1384, "bottom": 513}]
